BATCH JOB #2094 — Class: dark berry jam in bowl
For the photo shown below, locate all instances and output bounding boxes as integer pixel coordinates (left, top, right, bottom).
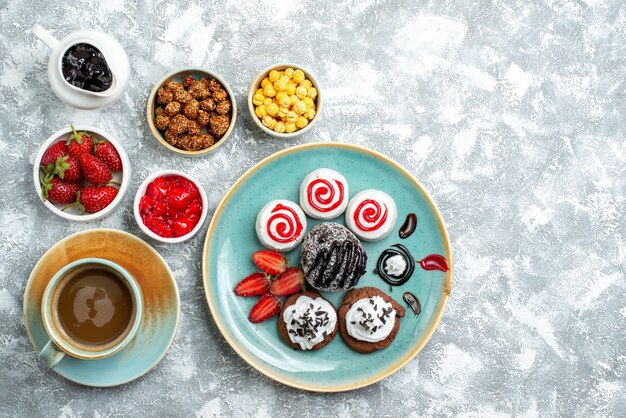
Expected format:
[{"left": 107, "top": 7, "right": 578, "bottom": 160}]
[
  {"left": 133, "top": 170, "right": 208, "bottom": 244},
  {"left": 60, "top": 43, "right": 116, "bottom": 95}
]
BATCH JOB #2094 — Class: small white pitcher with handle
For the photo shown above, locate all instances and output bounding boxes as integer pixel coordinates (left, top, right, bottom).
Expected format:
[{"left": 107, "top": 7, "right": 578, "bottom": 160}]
[{"left": 31, "top": 24, "right": 130, "bottom": 110}]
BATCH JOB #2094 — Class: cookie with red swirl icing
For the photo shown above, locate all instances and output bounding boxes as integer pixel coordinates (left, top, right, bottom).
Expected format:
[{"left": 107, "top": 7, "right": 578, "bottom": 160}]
[
  {"left": 345, "top": 189, "right": 397, "bottom": 241},
  {"left": 256, "top": 199, "right": 307, "bottom": 252},
  {"left": 299, "top": 168, "right": 349, "bottom": 220}
]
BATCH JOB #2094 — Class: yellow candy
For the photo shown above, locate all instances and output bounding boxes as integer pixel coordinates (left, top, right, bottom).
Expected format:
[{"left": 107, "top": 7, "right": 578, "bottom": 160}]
[
  {"left": 296, "top": 86, "right": 308, "bottom": 99},
  {"left": 255, "top": 88, "right": 264, "bottom": 96},
  {"left": 261, "top": 77, "right": 271, "bottom": 88},
  {"left": 285, "top": 122, "right": 297, "bottom": 133},
  {"left": 274, "top": 79, "right": 288, "bottom": 91},
  {"left": 255, "top": 105, "right": 267, "bottom": 118},
  {"left": 286, "top": 82, "right": 297, "bottom": 96},
  {"left": 289, "top": 95, "right": 299, "bottom": 105},
  {"left": 273, "top": 122, "right": 286, "bottom": 133},
  {"left": 307, "top": 87, "right": 318, "bottom": 100},
  {"left": 293, "top": 100, "right": 307, "bottom": 115},
  {"left": 284, "top": 68, "right": 294, "bottom": 78},
  {"left": 293, "top": 69, "right": 305, "bottom": 83},
  {"left": 296, "top": 116, "right": 309, "bottom": 129},
  {"left": 302, "top": 97, "right": 315, "bottom": 108},
  {"left": 278, "top": 106, "right": 289, "bottom": 119},
  {"left": 263, "top": 97, "right": 273, "bottom": 105},
  {"left": 263, "top": 84, "right": 276, "bottom": 97},
  {"left": 252, "top": 93, "right": 265, "bottom": 106},
  {"left": 275, "top": 92, "right": 289, "bottom": 107},
  {"left": 268, "top": 70, "right": 281, "bottom": 82},
  {"left": 262, "top": 115, "right": 277, "bottom": 129},
  {"left": 286, "top": 111, "right": 298, "bottom": 123},
  {"left": 305, "top": 108, "right": 316, "bottom": 120},
  {"left": 266, "top": 102, "right": 279, "bottom": 117},
  {"left": 300, "top": 79, "right": 312, "bottom": 89}
]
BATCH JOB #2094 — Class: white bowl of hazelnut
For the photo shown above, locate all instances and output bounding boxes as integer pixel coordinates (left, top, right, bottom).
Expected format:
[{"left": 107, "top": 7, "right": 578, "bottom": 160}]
[
  {"left": 147, "top": 68, "right": 237, "bottom": 156},
  {"left": 248, "top": 64, "right": 321, "bottom": 138}
]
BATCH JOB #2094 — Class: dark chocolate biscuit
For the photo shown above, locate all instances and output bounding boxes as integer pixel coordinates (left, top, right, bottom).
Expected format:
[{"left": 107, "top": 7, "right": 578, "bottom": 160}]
[
  {"left": 338, "top": 287, "right": 405, "bottom": 354},
  {"left": 300, "top": 222, "right": 367, "bottom": 292},
  {"left": 278, "top": 290, "right": 338, "bottom": 351}
]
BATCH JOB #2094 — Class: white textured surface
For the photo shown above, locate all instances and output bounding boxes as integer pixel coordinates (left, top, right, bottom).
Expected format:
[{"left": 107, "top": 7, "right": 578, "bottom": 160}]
[{"left": 1, "top": 0, "right": 625, "bottom": 416}]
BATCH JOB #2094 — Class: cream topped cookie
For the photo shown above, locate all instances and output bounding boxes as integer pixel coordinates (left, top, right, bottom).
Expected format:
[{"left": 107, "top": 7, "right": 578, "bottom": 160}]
[
  {"left": 345, "top": 189, "right": 397, "bottom": 241},
  {"left": 282, "top": 295, "right": 337, "bottom": 350},
  {"left": 256, "top": 199, "right": 307, "bottom": 252},
  {"left": 299, "top": 168, "right": 349, "bottom": 220},
  {"left": 338, "top": 287, "right": 405, "bottom": 354},
  {"left": 345, "top": 295, "right": 396, "bottom": 343}
]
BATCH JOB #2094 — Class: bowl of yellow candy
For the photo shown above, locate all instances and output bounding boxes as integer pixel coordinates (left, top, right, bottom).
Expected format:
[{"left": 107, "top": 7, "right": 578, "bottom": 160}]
[{"left": 248, "top": 64, "right": 321, "bottom": 138}]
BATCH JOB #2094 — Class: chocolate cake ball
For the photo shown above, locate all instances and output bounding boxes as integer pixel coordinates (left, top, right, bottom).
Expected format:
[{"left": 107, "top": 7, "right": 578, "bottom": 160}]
[{"left": 300, "top": 222, "right": 367, "bottom": 292}]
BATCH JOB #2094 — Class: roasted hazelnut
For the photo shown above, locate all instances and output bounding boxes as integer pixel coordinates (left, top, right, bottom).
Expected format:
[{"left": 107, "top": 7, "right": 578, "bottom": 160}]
[
  {"left": 187, "top": 120, "right": 201, "bottom": 134},
  {"left": 157, "top": 87, "right": 173, "bottom": 104},
  {"left": 216, "top": 100, "right": 231, "bottom": 115},
  {"left": 188, "top": 80, "right": 211, "bottom": 99},
  {"left": 183, "top": 100, "right": 200, "bottom": 119},
  {"left": 183, "top": 75, "right": 195, "bottom": 88},
  {"left": 174, "top": 89, "right": 193, "bottom": 104},
  {"left": 196, "top": 110, "right": 210, "bottom": 126},
  {"left": 163, "top": 129, "right": 179, "bottom": 146},
  {"left": 200, "top": 98, "right": 216, "bottom": 112},
  {"left": 177, "top": 133, "right": 215, "bottom": 151},
  {"left": 165, "top": 81, "right": 184, "bottom": 94},
  {"left": 212, "top": 88, "right": 228, "bottom": 102},
  {"left": 169, "top": 114, "right": 190, "bottom": 134},
  {"left": 165, "top": 101, "right": 181, "bottom": 116},
  {"left": 209, "top": 114, "right": 230, "bottom": 138},
  {"left": 155, "top": 114, "right": 171, "bottom": 130}
]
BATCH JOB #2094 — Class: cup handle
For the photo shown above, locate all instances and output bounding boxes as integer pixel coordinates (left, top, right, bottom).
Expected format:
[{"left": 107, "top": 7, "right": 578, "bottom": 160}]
[
  {"left": 39, "top": 340, "right": 65, "bottom": 369},
  {"left": 31, "top": 24, "right": 59, "bottom": 50}
]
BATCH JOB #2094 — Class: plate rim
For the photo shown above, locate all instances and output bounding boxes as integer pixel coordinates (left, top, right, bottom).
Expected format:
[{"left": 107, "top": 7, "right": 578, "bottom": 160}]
[
  {"left": 202, "top": 142, "right": 453, "bottom": 392},
  {"left": 23, "top": 228, "right": 181, "bottom": 388}
]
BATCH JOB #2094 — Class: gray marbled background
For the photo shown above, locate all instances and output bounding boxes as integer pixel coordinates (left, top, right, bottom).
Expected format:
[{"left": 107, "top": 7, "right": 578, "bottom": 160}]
[{"left": 0, "top": 0, "right": 624, "bottom": 416}]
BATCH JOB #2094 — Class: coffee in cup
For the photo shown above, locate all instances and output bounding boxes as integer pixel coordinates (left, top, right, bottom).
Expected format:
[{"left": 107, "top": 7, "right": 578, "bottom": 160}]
[{"left": 40, "top": 258, "right": 142, "bottom": 368}]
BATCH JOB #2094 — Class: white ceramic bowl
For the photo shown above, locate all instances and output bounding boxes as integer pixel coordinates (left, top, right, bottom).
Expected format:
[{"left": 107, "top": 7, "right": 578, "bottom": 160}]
[
  {"left": 133, "top": 169, "right": 208, "bottom": 244},
  {"left": 248, "top": 63, "right": 322, "bottom": 139},
  {"left": 32, "top": 125, "right": 131, "bottom": 222}
]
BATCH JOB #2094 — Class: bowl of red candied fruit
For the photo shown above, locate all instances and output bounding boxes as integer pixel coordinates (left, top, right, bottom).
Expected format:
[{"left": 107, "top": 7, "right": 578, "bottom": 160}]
[{"left": 134, "top": 170, "right": 208, "bottom": 243}]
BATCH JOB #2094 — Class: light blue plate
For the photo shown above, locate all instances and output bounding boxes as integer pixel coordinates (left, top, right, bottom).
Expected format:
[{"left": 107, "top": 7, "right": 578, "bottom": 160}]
[
  {"left": 24, "top": 229, "right": 180, "bottom": 387},
  {"left": 202, "top": 143, "right": 452, "bottom": 392}
]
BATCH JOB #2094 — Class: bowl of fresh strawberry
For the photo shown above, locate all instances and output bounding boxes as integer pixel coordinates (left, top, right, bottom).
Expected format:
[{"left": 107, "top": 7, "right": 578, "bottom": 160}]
[
  {"left": 134, "top": 169, "right": 208, "bottom": 243},
  {"left": 33, "top": 125, "right": 130, "bottom": 221}
]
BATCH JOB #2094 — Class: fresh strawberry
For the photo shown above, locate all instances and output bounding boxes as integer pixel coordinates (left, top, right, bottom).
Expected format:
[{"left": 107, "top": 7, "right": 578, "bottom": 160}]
[
  {"left": 79, "top": 153, "right": 111, "bottom": 186},
  {"left": 76, "top": 185, "right": 118, "bottom": 213},
  {"left": 40, "top": 141, "right": 68, "bottom": 174},
  {"left": 54, "top": 155, "right": 81, "bottom": 182},
  {"left": 249, "top": 293, "right": 282, "bottom": 323},
  {"left": 67, "top": 125, "right": 94, "bottom": 158},
  {"left": 234, "top": 272, "right": 270, "bottom": 296},
  {"left": 270, "top": 267, "right": 304, "bottom": 296},
  {"left": 41, "top": 177, "right": 80, "bottom": 204},
  {"left": 252, "top": 250, "right": 287, "bottom": 275},
  {"left": 94, "top": 140, "right": 122, "bottom": 171}
]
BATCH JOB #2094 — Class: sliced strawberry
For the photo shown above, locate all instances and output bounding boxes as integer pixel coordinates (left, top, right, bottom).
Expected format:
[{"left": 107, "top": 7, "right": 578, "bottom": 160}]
[
  {"left": 270, "top": 267, "right": 304, "bottom": 296},
  {"left": 252, "top": 250, "right": 287, "bottom": 275},
  {"left": 249, "top": 293, "right": 281, "bottom": 323},
  {"left": 234, "top": 272, "right": 270, "bottom": 297}
]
